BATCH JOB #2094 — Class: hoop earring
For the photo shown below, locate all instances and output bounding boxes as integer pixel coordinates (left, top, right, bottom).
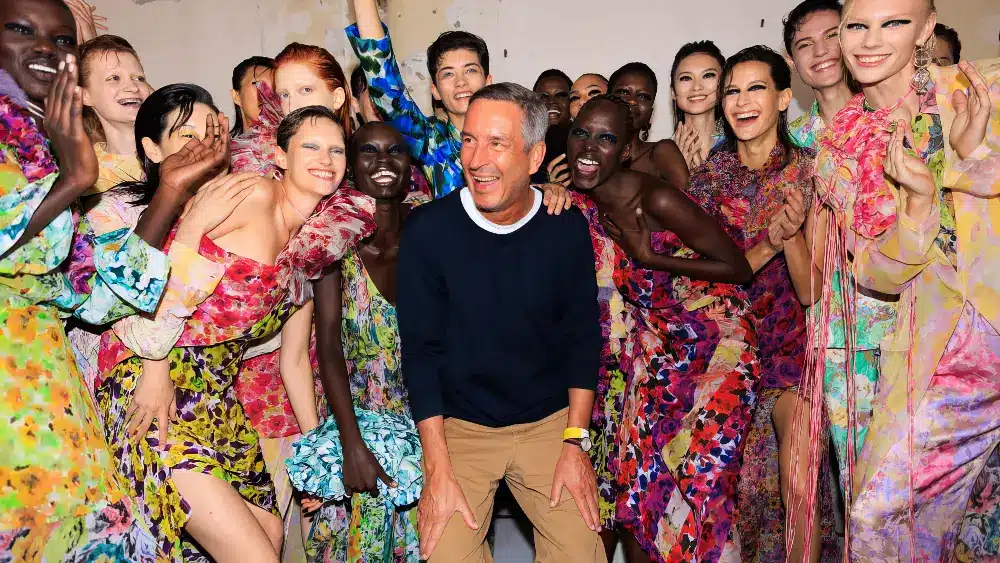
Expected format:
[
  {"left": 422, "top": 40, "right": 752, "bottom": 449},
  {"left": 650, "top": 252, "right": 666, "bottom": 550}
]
[
  {"left": 911, "top": 35, "right": 935, "bottom": 95},
  {"left": 639, "top": 124, "right": 650, "bottom": 142}
]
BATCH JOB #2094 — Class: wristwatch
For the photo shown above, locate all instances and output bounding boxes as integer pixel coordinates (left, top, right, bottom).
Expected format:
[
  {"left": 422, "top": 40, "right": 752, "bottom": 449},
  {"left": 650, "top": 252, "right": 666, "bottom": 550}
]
[{"left": 563, "top": 427, "right": 592, "bottom": 452}]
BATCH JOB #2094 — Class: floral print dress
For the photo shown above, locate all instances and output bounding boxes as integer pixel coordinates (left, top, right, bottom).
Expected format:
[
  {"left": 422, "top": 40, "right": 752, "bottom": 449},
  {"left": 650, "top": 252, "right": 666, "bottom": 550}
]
[
  {"left": 577, "top": 192, "right": 760, "bottom": 563},
  {"left": 688, "top": 146, "right": 841, "bottom": 561},
  {"left": 571, "top": 193, "right": 632, "bottom": 528},
  {"left": 306, "top": 248, "right": 421, "bottom": 563},
  {"left": 0, "top": 83, "right": 166, "bottom": 561},
  {"left": 95, "top": 189, "right": 375, "bottom": 561}
]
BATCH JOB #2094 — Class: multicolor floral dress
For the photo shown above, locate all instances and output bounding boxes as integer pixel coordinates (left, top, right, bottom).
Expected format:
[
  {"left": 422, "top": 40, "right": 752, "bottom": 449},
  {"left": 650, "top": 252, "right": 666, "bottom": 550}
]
[
  {"left": 688, "top": 146, "right": 841, "bottom": 561},
  {"left": 0, "top": 83, "right": 165, "bottom": 561},
  {"left": 95, "top": 189, "right": 375, "bottom": 561},
  {"left": 306, "top": 245, "right": 423, "bottom": 563},
  {"left": 577, "top": 192, "right": 760, "bottom": 562},
  {"left": 789, "top": 102, "right": 900, "bottom": 504},
  {"left": 813, "top": 60, "right": 1000, "bottom": 561},
  {"left": 571, "top": 193, "right": 631, "bottom": 527}
]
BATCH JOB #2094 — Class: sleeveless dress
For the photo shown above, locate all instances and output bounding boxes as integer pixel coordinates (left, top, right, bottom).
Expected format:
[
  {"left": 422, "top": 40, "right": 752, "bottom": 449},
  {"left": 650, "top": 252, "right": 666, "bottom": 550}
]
[
  {"left": 96, "top": 189, "right": 375, "bottom": 561},
  {"left": 306, "top": 248, "right": 421, "bottom": 562},
  {"left": 577, "top": 193, "right": 760, "bottom": 563}
]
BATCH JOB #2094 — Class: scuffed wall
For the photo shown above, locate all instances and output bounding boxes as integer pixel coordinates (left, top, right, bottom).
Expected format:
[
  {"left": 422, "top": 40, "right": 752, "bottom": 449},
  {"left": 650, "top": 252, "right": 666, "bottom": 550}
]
[{"left": 94, "top": 0, "right": 998, "bottom": 141}]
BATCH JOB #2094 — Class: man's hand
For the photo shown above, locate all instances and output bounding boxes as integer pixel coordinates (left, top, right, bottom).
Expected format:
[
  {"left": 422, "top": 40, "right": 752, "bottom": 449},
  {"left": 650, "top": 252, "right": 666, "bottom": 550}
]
[
  {"left": 550, "top": 443, "right": 601, "bottom": 532},
  {"left": 417, "top": 469, "right": 479, "bottom": 560}
]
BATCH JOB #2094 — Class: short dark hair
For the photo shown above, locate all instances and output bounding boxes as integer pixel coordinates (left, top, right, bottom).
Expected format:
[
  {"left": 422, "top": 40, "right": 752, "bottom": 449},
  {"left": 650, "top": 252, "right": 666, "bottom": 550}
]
[
  {"left": 277, "top": 105, "right": 342, "bottom": 151},
  {"left": 469, "top": 83, "right": 547, "bottom": 150},
  {"left": 578, "top": 94, "right": 635, "bottom": 133},
  {"left": 934, "top": 23, "right": 962, "bottom": 63},
  {"left": 719, "top": 45, "right": 795, "bottom": 166},
  {"left": 782, "top": 0, "right": 843, "bottom": 54},
  {"left": 609, "top": 62, "right": 658, "bottom": 96},
  {"left": 426, "top": 31, "right": 490, "bottom": 84},
  {"left": 230, "top": 56, "right": 275, "bottom": 136},
  {"left": 533, "top": 69, "right": 572, "bottom": 91},
  {"left": 350, "top": 66, "right": 367, "bottom": 96}
]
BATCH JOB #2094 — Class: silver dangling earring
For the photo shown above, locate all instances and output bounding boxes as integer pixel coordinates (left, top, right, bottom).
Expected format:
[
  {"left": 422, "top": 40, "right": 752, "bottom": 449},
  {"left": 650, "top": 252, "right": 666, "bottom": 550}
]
[{"left": 911, "top": 35, "right": 935, "bottom": 95}]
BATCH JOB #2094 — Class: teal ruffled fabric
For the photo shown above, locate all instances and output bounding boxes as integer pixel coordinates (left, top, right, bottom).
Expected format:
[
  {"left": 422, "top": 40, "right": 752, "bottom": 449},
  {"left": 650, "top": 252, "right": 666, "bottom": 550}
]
[{"left": 286, "top": 408, "right": 422, "bottom": 507}]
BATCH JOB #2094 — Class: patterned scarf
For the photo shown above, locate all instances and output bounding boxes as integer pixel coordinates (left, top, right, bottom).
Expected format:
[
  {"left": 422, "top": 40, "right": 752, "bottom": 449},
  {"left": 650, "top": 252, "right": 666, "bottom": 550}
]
[{"left": 816, "top": 91, "right": 911, "bottom": 239}]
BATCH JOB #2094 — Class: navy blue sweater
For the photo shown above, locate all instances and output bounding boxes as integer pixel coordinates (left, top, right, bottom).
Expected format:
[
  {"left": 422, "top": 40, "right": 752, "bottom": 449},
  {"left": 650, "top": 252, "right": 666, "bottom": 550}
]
[{"left": 397, "top": 189, "right": 601, "bottom": 427}]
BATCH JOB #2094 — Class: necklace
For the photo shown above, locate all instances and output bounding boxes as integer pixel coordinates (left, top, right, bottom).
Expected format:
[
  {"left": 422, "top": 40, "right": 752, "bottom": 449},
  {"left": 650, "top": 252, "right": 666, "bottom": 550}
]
[{"left": 278, "top": 181, "right": 309, "bottom": 226}]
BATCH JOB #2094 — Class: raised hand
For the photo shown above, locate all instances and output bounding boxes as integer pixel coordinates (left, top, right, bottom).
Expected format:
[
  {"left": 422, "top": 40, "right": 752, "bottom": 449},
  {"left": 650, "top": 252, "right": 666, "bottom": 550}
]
[
  {"left": 950, "top": 60, "right": 997, "bottom": 160},
  {"left": 64, "top": 0, "right": 107, "bottom": 42},
  {"left": 546, "top": 153, "right": 571, "bottom": 187},
  {"left": 601, "top": 208, "right": 654, "bottom": 265},
  {"left": 175, "top": 172, "right": 260, "bottom": 245},
  {"left": 44, "top": 54, "right": 98, "bottom": 194},
  {"left": 781, "top": 187, "right": 807, "bottom": 237},
  {"left": 158, "top": 112, "right": 231, "bottom": 200},
  {"left": 884, "top": 120, "right": 936, "bottom": 200},
  {"left": 675, "top": 121, "right": 703, "bottom": 170}
]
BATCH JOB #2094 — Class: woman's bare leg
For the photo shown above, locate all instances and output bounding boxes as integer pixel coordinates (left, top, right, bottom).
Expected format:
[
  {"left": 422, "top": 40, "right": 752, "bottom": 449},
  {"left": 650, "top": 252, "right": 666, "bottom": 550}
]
[
  {"left": 620, "top": 529, "right": 653, "bottom": 563},
  {"left": 600, "top": 528, "right": 619, "bottom": 563},
  {"left": 773, "top": 390, "right": 822, "bottom": 563},
  {"left": 172, "top": 469, "right": 283, "bottom": 563}
]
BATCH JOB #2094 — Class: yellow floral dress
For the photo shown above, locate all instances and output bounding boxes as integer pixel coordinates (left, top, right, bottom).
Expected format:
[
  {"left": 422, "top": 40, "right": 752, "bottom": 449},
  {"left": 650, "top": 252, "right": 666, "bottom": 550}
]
[{"left": 0, "top": 84, "right": 166, "bottom": 560}]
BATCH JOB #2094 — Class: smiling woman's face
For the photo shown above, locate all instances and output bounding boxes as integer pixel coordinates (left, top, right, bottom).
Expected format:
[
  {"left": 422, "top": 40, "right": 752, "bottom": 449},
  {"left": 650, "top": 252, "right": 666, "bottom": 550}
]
[
  {"left": 569, "top": 74, "right": 608, "bottom": 119},
  {"left": 0, "top": 0, "right": 78, "bottom": 104},
  {"left": 672, "top": 53, "right": 722, "bottom": 119},
  {"left": 840, "top": 0, "right": 936, "bottom": 86},
  {"left": 142, "top": 102, "right": 216, "bottom": 164}
]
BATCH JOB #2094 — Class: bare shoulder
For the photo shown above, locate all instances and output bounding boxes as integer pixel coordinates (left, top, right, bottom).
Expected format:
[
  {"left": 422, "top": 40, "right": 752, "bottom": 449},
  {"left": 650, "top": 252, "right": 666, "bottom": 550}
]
[{"left": 212, "top": 175, "right": 278, "bottom": 236}]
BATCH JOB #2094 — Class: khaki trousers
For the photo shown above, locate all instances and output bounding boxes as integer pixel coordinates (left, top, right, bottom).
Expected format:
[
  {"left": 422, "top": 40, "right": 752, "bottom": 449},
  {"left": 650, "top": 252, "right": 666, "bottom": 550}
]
[{"left": 431, "top": 408, "right": 606, "bottom": 563}]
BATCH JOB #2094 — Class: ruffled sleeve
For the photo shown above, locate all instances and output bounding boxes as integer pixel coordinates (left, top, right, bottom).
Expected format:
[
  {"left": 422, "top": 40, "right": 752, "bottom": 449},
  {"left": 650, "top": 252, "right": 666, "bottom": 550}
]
[
  {"left": 0, "top": 94, "right": 60, "bottom": 259},
  {"left": 71, "top": 220, "right": 170, "bottom": 325},
  {"left": 230, "top": 81, "right": 283, "bottom": 178},
  {"left": 276, "top": 184, "right": 376, "bottom": 305},
  {"left": 112, "top": 240, "right": 225, "bottom": 359},
  {"left": 285, "top": 407, "right": 422, "bottom": 507}
]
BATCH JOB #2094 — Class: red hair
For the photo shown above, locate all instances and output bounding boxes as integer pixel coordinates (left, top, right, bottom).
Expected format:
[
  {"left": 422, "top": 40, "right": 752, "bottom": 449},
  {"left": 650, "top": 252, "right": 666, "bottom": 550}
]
[{"left": 275, "top": 43, "right": 353, "bottom": 137}]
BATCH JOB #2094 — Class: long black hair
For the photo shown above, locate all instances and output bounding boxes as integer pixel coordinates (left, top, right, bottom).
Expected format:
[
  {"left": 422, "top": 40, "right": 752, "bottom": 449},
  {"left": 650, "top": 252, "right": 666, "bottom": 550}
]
[
  {"left": 230, "top": 56, "right": 275, "bottom": 136},
  {"left": 669, "top": 41, "right": 726, "bottom": 130},
  {"left": 718, "top": 45, "right": 795, "bottom": 166},
  {"left": 119, "top": 83, "right": 220, "bottom": 206}
]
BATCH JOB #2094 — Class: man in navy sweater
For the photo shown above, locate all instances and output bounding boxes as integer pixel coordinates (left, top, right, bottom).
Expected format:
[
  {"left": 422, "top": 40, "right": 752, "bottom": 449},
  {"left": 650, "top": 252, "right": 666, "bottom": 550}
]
[{"left": 398, "top": 83, "right": 605, "bottom": 563}]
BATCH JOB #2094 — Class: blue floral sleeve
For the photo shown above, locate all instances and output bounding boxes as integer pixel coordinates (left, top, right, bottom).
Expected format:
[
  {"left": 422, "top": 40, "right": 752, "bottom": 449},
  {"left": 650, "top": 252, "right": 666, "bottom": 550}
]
[
  {"left": 69, "top": 218, "right": 169, "bottom": 325},
  {"left": 347, "top": 23, "right": 431, "bottom": 160}
]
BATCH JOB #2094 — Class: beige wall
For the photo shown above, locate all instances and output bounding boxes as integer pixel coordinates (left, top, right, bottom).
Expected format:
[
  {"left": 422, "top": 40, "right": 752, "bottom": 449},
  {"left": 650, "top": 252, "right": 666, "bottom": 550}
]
[{"left": 93, "top": 0, "right": 999, "bottom": 140}]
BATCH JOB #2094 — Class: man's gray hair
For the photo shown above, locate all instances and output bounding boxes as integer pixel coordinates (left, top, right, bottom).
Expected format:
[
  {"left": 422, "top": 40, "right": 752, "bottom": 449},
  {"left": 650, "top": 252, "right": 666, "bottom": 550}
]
[{"left": 468, "top": 83, "right": 548, "bottom": 151}]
